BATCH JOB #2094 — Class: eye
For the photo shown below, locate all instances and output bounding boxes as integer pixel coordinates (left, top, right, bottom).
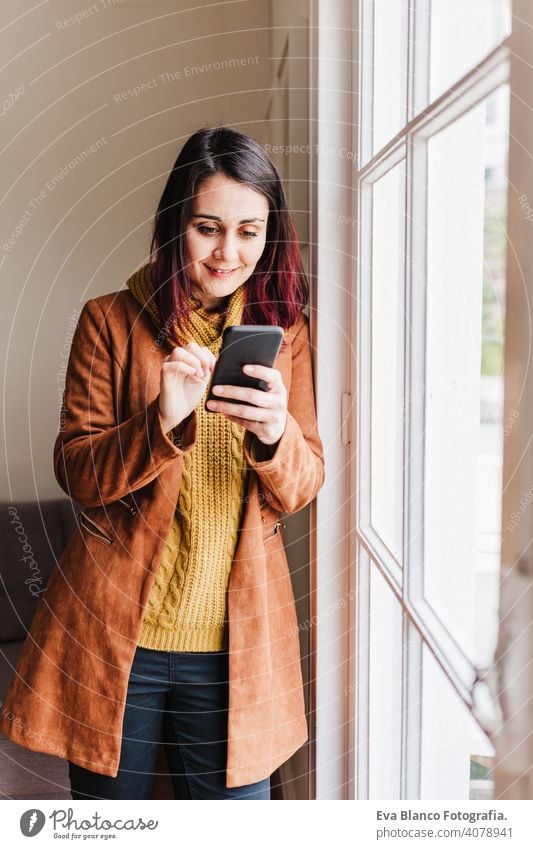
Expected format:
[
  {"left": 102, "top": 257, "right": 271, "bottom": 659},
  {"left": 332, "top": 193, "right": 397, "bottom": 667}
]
[
  {"left": 196, "top": 225, "right": 219, "bottom": 236},
  {"left": 241, "top": 230, "right": 258, "bottom": 238}
]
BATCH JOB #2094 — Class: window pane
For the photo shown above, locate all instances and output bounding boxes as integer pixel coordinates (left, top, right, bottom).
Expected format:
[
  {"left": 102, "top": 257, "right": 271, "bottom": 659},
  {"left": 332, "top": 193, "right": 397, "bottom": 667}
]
[
  {"left": 370, "top": 162, "right": 405, "bottom": 562},
  {"left": 477, "top": 86, "right": 509, "bottom": 669},
  {"left": 430, "top": 0, "right": 511, "bottom": 103},
  {"left": 424, "top": 87, "right": 509, "bottom": 668},
  {"left": 368, "top": 563, "right": 403, "bottom": 799},
  {"left": 372, "top": 0, "right": 408, "bottom": 154},
  {"left": 421, "top": 643, "right": 495, "bottom": 800}
]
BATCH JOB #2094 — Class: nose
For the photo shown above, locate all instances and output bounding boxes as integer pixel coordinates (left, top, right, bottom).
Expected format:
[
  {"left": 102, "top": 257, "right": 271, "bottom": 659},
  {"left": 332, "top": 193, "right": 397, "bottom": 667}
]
[{"left": 213, "top": 231, "right": 239, "bottom": 264}]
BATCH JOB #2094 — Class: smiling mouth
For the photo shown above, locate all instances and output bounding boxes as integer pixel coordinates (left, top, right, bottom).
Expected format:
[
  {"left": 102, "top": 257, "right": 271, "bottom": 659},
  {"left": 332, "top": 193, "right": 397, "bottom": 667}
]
[{"left": 205, "top": 264, "right": 239, "bottom": 275}]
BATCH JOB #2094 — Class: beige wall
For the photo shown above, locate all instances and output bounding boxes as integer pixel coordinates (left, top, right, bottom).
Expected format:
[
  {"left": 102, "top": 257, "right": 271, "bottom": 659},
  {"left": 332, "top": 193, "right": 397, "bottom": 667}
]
[
  {"left": 1, "top": 0, "right": 270, "bottom": 499},
  {"left": 1, "top": 0, "right": 314, "bottom": 799}
]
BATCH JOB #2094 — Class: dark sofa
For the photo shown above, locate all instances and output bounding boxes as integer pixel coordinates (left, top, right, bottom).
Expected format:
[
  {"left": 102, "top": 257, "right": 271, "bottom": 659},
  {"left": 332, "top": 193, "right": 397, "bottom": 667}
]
[{"left": 0, "top": 499, "right": 76, "bottom": 798}]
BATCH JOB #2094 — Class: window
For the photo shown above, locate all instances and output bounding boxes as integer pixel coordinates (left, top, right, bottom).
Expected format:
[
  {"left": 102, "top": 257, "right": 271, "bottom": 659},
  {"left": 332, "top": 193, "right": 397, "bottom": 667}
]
[{"left": 355, "top": 0, "right": 511, "bottom": 799}]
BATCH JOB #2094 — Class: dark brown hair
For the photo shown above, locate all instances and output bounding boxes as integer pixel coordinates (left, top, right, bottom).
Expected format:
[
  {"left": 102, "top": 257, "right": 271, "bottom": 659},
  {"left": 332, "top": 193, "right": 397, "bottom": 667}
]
[{"left": 149, "top": 126, "right": 309, "bottom": 346}]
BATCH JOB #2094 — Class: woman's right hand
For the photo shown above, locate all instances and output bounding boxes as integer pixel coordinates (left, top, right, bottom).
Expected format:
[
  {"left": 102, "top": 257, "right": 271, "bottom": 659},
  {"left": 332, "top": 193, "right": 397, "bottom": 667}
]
[{"left": 158, "top": 341, "right": 216, "bottom": 433}]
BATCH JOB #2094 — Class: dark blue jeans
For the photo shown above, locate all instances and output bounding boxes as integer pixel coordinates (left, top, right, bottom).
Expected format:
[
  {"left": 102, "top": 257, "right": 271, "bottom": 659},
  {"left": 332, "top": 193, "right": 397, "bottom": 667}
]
[{"left": 68, "top": 645, "right": 270, "bottom": 800}]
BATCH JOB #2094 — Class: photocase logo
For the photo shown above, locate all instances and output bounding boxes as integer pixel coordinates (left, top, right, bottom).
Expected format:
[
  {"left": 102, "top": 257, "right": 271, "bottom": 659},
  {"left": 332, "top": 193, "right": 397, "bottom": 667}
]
[{"left": 20, "top": 809, "right": 46, "bottom": 837}]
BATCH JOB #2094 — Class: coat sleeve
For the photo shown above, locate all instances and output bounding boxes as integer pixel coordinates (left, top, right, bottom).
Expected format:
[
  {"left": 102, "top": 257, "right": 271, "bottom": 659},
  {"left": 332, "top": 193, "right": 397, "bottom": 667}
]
[
  {"left": 53, "top": 298, "right": 197, "bottom": 508},
  {"left": 242, "top": 312, "right": 325, "bottom": 514}
]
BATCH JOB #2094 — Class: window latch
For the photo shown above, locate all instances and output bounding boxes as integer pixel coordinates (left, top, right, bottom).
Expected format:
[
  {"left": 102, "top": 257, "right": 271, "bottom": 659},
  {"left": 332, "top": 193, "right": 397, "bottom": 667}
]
[{"left": 341, "top": 392, "right": 351, "bottom": 446}]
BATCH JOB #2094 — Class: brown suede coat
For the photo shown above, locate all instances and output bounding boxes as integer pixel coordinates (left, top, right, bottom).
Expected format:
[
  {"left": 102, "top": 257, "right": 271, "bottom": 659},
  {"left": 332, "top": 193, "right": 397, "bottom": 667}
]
[{"left": 0, "top": 290, "right": 324, "bottom": 788}]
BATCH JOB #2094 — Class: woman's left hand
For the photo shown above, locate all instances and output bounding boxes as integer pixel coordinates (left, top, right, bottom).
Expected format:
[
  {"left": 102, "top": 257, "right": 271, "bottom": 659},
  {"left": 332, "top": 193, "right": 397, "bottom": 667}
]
[{"left": 206, "top": 364, "right": 288, "bottom": 446}]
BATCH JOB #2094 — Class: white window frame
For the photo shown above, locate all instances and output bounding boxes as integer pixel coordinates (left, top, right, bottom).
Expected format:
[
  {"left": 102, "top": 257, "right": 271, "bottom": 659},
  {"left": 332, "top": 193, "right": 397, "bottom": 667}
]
[
  {"left": 309, "top": 0, "right": 358, "bottom": 800},
  {"left": 356, "top": 3, "right": 511, "bottom": 799},
  {"left": 310, "top": 0, "right": 515, "bottom": 800}
]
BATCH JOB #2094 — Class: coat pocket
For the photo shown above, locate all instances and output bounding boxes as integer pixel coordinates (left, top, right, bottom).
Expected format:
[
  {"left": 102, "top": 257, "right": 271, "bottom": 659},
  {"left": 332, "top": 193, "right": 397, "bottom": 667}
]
[
  {"left": 263, "top": 518, "right": 285, "bottom": 543},
  {"left": 77, "top": 510, "right": 114, "bottom": 546},
  {"left": 117, "top": 495, "right": 139, "bottom": 517},
  {"left": 260, "top": 502, "right": 285, "bottom": 543}
]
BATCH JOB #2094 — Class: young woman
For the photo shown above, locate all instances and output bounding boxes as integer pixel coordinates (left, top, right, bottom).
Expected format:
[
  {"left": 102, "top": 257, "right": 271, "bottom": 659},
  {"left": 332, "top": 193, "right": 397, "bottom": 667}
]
[{"left": 0, "top": 127, "right": 325, "bottom": 800}]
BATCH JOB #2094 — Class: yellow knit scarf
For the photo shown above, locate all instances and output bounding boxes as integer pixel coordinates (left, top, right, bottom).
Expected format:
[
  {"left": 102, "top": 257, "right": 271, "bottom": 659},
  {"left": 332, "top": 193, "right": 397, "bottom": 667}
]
[
  {"left": 126, "top": 260, "right": 247, "bottom": 350},
  {"left": 125, "top": 262, "right": 248, "bottom": 652}
]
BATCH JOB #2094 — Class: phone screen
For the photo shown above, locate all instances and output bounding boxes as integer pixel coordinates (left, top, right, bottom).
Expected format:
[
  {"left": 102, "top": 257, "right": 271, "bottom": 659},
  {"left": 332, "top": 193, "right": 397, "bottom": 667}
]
[{"left": 204, "top": 325, "right": 283, "bottom": 411}]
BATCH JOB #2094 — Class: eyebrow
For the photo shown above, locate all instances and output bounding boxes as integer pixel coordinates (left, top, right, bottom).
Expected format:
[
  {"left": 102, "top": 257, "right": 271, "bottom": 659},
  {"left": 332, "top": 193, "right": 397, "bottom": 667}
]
[{"left": 191, "top": 213, "right": 265, "bottom": 224}]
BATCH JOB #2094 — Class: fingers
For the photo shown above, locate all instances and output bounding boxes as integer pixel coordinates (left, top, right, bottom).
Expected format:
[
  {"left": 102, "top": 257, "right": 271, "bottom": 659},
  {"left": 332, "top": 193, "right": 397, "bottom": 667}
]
[
  {"left": 209, "top": 383, "right": 277, "bottom": 408},
  {"left": 207, "top": 398, "right": 269, "bottom": 421},
  {"left": 187, "top": 341, "right": 216, "bottom": 374},
  {"left": 210, "top": 368, "right": 285, "bottom": 409},
  {"left": 165, "top": 360, "right": 198, "bottom": 377},
  {"left": 222, "top": 412, "right": 261, "bottom": 432},
  {"left": 242, "top": 363, "right": 280, "bottom": 388},
  {"left": 164, "top": 343, "right": 215, "bottom": 378}
]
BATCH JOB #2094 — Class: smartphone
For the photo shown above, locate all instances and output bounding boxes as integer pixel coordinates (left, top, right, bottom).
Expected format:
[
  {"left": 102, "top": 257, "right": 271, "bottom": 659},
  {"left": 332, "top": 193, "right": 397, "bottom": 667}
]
[{"left": 204, "top": 325, "right": 284, "bottom": 411}]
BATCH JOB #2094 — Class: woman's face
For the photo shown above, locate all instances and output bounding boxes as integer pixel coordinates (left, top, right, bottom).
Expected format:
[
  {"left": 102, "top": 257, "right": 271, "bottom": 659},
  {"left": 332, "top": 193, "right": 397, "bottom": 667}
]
[{"left": 185, "top": 173, "right": 269, "bottom": 311}]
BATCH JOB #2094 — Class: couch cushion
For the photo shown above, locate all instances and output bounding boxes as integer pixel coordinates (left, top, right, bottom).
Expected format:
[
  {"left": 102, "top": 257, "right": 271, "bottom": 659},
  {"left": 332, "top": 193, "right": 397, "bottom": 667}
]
[
  {"left": 0, "top": 641, "right": 71, "bottom": 799},
  {"left": 0, "top": 500, "right": 78, "bottom": 643}
]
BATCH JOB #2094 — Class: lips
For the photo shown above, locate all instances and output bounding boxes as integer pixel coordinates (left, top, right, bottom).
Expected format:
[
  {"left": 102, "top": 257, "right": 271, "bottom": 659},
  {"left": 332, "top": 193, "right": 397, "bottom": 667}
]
[{"left": 205, "top": 264, "right": 238, "bottom": 275}]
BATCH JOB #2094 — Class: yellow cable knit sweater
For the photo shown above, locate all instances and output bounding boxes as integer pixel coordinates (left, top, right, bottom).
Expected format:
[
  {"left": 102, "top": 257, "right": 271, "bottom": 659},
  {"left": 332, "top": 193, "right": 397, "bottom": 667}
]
[{"left": 126, "top": 262, "right": 248, "bottom": 652}]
